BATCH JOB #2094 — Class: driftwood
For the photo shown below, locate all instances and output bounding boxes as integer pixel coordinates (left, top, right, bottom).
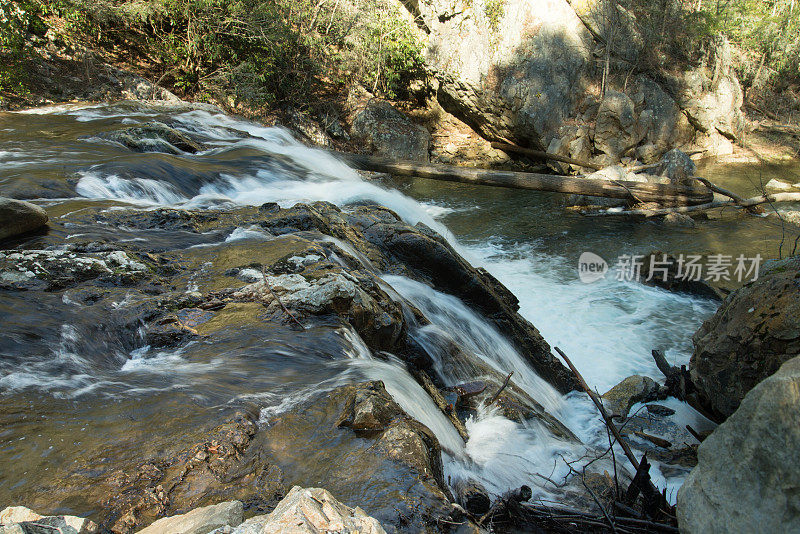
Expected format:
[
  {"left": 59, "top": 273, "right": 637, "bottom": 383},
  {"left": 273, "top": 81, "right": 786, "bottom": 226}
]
[
  {"left": 651, "top": 350, "right": 721, "bottom": 425},
  {"left": 587, "top": 192, "right": 800, "bottom": 217},
  {"left": 554, "top": 347, "right": 675, "bottom": 521},
  {"left": 337, "top": 152, "right": 714, "bottom": 206},
  {"left": 490, "top": 141, "right": 604, "bottom": 171}
]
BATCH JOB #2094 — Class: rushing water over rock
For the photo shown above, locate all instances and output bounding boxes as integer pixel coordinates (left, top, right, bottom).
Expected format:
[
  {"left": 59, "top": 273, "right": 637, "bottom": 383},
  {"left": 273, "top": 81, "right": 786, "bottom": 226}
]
[{"left": 1, "top": 102, "right": 796, "bottom": 527}]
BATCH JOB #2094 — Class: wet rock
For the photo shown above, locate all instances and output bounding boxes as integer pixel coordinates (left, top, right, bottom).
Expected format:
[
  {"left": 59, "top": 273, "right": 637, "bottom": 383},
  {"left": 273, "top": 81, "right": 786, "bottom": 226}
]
[
  {"left": 677, "top": 356, "right": 800, "bottom": 533},
  {"left": 0, "top": 506, "right": 98, "bottom": 533},
  {"left": 690, "top": 259, "right": 800, "bottom": 418},
  {"left": 351, "top": 100, "right": 430, "bottom": 162},
  {"left": 639, "top": 252, "right": 723, "bottom": 300},
  {"left": 336, "top": 381, "right": 404, "bottom": 431},
  {"left": 601, "top": 375, "right": 660, "bottom": 418},
  {"left": 0, "top": 249, "right": 150, "bottom": 291},
  {"left": 96, "top": 410, "right": 285, "bottom": 534},
  {"left": 98, "top": 122, "right": 206, "bottom": 154},
  {"left": 652, "top": 149, "right": 696, "bottom": 185},
  {"left": 261, "top": 381, "right": 457, "bottom": 532},
  {"left": 227, "top": 486, "right": 386, "bottom": 534},
  {"left": 136, "top": 501, "right": 243, "bottom": 534},
  {"left": 0, "top": 198, "right": 49, "bottom": 241}
]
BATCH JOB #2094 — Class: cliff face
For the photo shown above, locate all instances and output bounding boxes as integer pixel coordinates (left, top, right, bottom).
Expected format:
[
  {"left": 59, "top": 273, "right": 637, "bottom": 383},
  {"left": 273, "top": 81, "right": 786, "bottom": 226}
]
[{"left": 402, "top": 0, "right": 744, "bottom": 165}]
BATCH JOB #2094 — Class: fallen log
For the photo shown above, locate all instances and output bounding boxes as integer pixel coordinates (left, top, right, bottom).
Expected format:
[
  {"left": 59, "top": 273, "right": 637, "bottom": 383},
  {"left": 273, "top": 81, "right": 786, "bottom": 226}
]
[
  {"left": 490, "top": 141, "right": 603, "bottom": 171},
  {"left": 586, "top": 192, "right": 800, "bottom": 217},
  {"left": 336, "top": 153, "right": 714, "bottom": 206}
]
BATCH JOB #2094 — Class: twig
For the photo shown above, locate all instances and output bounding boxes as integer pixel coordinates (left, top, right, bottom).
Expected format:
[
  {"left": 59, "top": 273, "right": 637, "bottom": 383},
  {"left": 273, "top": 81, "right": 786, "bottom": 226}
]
[
  {"left": 261, "top": 267, "right": 305, "bottom": 330},
  {"left": 554, "top": 347, "right": 673, "bottom": 520},
  {"left": 485, "top": 372, "right": 513, "bottom": 406}
]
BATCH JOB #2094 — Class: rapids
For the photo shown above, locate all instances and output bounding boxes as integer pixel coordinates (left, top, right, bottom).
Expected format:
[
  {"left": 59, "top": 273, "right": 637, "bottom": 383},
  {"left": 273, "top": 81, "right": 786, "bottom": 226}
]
[{"left": 1, "top": 102, "right": 798, "bottom": 515}]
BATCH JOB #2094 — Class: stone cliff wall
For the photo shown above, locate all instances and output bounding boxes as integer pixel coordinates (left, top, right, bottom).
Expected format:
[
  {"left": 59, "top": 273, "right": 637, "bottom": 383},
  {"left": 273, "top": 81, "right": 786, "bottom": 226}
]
[{"left": 399, "top": 0, "right": 744, "bottom": 165}]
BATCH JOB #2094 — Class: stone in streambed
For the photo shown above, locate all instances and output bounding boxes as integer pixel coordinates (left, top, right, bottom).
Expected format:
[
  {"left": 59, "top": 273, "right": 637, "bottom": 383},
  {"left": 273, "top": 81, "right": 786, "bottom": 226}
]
[
  {"left": 226, "top": 486, "right": 386, "bottom": 534},
  {"left": 677, "top": 356, "right": 800, "bottom": 533},
  {"left": 0, "top": 198, "right": 48, "bottom": 241},
  {"left": 601, "top": 375, "right": 660, "bottom": 418},
  {"left": 135, "top": 501, "right": 243, "bottom": 534}
]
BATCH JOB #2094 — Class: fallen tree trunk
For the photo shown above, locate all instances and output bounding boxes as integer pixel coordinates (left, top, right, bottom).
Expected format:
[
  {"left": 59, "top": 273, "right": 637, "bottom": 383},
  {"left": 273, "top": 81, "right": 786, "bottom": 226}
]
[
  {"left": 586, "top": 192, "right": 800, "bottom": 217},
  {"left": 337, "top": 153, "right": 714, "bottom": 206},
  {"left": 490, "top": 141, "right": 603, "bottom": 171}
]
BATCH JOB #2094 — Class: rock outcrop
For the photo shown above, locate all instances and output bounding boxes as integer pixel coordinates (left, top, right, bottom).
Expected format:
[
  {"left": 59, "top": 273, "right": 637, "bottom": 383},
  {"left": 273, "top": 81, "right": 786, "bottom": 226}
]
[
  {"left": 0, "top": 198, "right": 49, "bottom": 241},
  {"left": 225, "top": 486, "right": 386, "bottom": 534},
  {"left": 677, "top": 356, "right": 800, "bottom": 533},
  {"left": 406, "top": 0, "right": 743, "bottom": 162},
  {"left": 601, "top": 375, "right": 660, "bottom": 418},
  {"left": 690, "top": 258, "right": 800, "bottom": 418}
]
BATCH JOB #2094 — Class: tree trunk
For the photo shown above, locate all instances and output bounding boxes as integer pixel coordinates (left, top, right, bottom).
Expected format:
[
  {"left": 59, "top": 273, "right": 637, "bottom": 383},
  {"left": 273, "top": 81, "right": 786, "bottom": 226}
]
[{"left": 337, "top": 152, "right": 714, "bottom": 206}]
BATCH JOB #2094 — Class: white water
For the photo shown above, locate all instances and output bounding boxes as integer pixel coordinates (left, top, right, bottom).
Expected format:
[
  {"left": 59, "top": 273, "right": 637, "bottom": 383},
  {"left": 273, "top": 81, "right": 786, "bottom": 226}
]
[{"left": 6, "top": 104, "right": 720, "bottom": 503}]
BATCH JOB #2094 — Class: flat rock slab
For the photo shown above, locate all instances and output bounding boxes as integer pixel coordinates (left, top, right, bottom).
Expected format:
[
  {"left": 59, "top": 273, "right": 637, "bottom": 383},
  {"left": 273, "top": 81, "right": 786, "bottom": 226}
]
[{"left": 136, "top": 501, "right": 243, "bottom": 534}]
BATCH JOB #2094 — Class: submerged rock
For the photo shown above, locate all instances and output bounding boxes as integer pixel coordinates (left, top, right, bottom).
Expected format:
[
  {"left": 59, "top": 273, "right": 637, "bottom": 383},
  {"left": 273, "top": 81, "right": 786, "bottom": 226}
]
[
  {"left": 136, "top": 501, "right": 243, "bottom": 534},
  {"left": 691, "top": 259, "right": 800, "bottom": 418},
  {"left": 0, "top": 506, "right": 98, "bottom": 533},
  {"left": 677, "top": 356, "right": 800, "bottom": 533},
  {"left": 96, "top": 410, "right": 285, "bottom": 534},
  {"left": 0, "top": 198, "right": 48, "bottom": 241},
  {"left": 226, "top": 486, "right": 386, "bottom": 534},
  {"left": 97, "top": 122, "right": 207, "bottom": 154}
]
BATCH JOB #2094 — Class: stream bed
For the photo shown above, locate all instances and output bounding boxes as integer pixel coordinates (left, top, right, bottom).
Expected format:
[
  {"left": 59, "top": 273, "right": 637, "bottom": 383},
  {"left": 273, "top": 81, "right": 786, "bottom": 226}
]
[{"left": 1, "top": 102, "right": 798, "bottom": 527}]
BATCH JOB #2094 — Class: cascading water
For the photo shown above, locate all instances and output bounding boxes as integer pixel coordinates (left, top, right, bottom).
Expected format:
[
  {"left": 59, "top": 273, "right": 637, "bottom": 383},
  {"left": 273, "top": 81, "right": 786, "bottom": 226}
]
[{"left": 0, "top": 102, "right": 728, "bottom": 509}]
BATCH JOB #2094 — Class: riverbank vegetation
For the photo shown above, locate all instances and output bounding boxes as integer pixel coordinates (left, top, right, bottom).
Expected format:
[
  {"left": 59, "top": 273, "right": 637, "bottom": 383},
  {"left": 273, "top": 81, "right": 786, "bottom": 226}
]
[
  {"left": 1, "top": 0, "right": 798, "bottom": 119},
  {"left": 0, "top": 0, "right": 425, "bottom": 108}
]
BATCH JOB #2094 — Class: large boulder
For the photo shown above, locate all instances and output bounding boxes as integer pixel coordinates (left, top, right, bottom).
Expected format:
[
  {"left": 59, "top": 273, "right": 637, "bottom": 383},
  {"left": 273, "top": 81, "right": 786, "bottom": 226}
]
[
  {"left": 350, "top": 99, "right": 430, "bottom": 161},
  {"left": 227, "top": 486, "right": 386, "bottom": 534},
  {"left": 690, "top": 259, "right": 800, "bottom": 419},
  {"left": 0, "top": 198, "right": 48, "bottom": 241},
  {"left": 677, "top": 356, "right": 800, "bottom": 533}
]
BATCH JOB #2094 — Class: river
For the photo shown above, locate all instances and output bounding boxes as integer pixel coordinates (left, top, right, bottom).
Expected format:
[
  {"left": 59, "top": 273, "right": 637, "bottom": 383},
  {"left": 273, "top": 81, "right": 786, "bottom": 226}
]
[{"left": 1, "top": 102, "right": 798, "bottom": 521}]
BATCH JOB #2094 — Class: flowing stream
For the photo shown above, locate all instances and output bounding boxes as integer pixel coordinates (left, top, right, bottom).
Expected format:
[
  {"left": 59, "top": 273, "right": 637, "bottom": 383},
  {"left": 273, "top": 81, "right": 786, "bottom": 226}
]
[{"left": 1, "top": 102, "right": 799, "bottom": 515}]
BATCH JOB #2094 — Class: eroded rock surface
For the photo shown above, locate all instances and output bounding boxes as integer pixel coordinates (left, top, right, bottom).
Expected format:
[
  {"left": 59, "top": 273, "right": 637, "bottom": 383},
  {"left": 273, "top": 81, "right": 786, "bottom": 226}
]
[
  {"left": 690, "top": 258, "right": 800, "bottom": 418},
  {"left": 0, "top": 198, "right": 49, "bottom": 241}
]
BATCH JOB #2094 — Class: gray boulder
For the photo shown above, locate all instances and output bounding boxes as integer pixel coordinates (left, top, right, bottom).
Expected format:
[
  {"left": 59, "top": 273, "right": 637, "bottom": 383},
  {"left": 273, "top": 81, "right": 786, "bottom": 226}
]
[
  {"left": 0, "top": 198, "right": 48, "bottom": 241},
  {"left": 677, "top": 356, "right": 800, "bottom": 533},
  {"left": 351, "top": 100, "right": 430, "bottom": 162},
  {"left": 227, "top": 486, "right": 386, "bottom": 534},
  {"left": 691, "top": 260, "right": 800, "bottom": 419},
  {"left": 653, "top": 149, "right": 697, "bottom": 185},
  {"left": 594, "top": 90, "right": 644, "bottom": 158},
  {"left": 136, "top": 501, "right": 243, "bottom": 534}
]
